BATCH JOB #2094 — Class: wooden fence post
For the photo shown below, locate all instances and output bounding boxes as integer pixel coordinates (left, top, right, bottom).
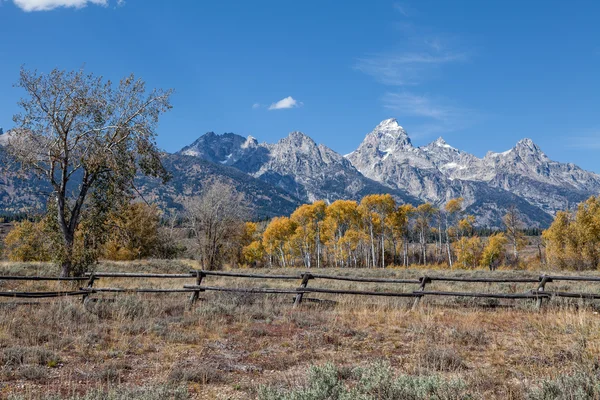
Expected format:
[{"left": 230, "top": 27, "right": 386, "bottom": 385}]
[
  {"left": 82, "top": 273, "right": 96, "bottom": 304},
  {"left": 412, "top": 276, "right": 430, "bottom": 311},
  {"left": 188, "top": 270, "right": 204, "bottom": 308},
  {"left": 293, "top": 273, "right": 312, "bottom": 307},
  {"left": 535, "top": 275, "right": 551, "bottom": 310}
]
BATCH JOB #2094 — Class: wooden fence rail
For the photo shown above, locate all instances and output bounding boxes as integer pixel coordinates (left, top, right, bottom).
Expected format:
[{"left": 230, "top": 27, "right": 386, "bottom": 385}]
[{"left": 2, "top": 271, "right": 600, "bottom": 310}]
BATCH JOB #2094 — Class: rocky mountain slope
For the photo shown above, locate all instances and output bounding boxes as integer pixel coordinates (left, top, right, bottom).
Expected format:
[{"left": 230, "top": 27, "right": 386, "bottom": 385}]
[
  {"left": 347, "top": 119, "right": 600, "bottom": 225},
  {"left": 1, "top": 119, "right": 598, "bottom": 227},
  {"left": 0, "top": 148, "right": 49, "bottom": 216},
  {"left": 177, "top": 130, "right": 419, "bottom": 205},
  {"left": 136, "top": 154, "right": 302, "bottom": 219},
  {"left": 0, "top": 132, "right": 301, "bottom": 219}
]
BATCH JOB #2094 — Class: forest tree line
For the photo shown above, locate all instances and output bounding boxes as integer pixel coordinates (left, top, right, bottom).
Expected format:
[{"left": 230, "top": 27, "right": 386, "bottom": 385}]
[
  {"left": 246, "top": 193, "right": 598, "bottom": 271},
  {"left": 3, "top": 67, "right": 597, "bottom": 275},
  {"left": 242, "top": 195, "right": 527, "bottom": 270},
  {"left": 2, "top": 183, "right": 599, "bottom": 271}
]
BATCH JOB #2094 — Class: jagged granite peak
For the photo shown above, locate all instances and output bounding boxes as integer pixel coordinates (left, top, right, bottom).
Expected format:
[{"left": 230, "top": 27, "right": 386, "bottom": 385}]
[
  {"left": 274, "top": 131, "right": 319, "bottom": 152},
  {"left": 346, "top": 119, "right": 600, "bottom": 226},
  {"left": 243, "top": 135, "right": 259, "bottom": 148},
  {"left": 3, "top": 119, "right": 599, "bottom": 228},
  {"left": 420, "top": 137, "right": 480, "bottom": 174},
  {"left": 362, "top": 118, "right": 413, "bottom": 153},
  {"left": 179, "top": 132, "right": 246, "bottom": 161},
  {"left": 348, "top": 121, "right": 452, "bottom": 205},
  {"left": 468, "top": 138, "right": 600, "bottom": 210},
  {"left": 176, "top": 131, "right": 268, "bottom": 170},
  {"left": 422, "top": 137, "right": 461, "bottom": 156},
  {"left": 0, "top": 130, "right": 14, "bottom": 146},
  {"left": 177, "top": 128, "right": 416, "bottom": 205},
  {"left": 346, "top": 120, "right": 438, "bottom": 196},
  {"left": 253, "top": 131, "right": 416, "bottom": 203},
  {"left": 432, "top": 137, "right": 451, "bottom": 147},
  {"left": 513, "top": 138, "right": 548, "bottom": 161}
]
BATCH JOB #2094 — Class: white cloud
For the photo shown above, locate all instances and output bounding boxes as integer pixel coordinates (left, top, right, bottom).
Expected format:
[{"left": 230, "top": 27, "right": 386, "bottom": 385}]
[
  {"left": 355, "top": 52, "right": 465, "bottom": 86},
  {"left": 567, "top": 135, "right": 600, "bottom": 150},
  {"left": 268, "top": 96, "right": 302, "bottom": 110},
  {"left": 12, "top": 0, "right": 110, "bottom": 11},
  {"left": 252, "top": 103, "right": 261, "bottom": 109},
  {"left": 355, "top": 13, "right": 467, "bottom": 87},
  {"left": 393, "top": 2, "right": 416, "bottom": 17},
  {"left": 382, "top": 92, "right": 477, "bottom": 138},
  {"left": 382, "top": 92, "right": 454, "bottom": 120},
  {"left": 355, "top": 4, "right": 476, "bottom": 139}
]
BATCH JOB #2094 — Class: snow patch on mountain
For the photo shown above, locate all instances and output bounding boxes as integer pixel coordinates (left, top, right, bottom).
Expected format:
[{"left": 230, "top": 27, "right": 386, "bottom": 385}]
[
  {"left": 175, "top": 119, "right": 600, "bottom": 227},
  {"left": 346, "top": 119, "right": 600, "bottom": 224}
]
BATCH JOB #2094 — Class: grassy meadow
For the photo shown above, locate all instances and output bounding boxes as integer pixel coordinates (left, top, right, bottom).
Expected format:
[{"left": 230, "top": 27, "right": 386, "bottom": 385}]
[{"left": 1, "top": 260, "right": 600, "bottom": 399}]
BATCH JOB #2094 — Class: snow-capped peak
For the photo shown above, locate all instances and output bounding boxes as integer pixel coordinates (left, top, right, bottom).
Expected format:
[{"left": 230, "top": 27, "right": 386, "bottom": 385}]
[
  {"left": 363, "top": 118, "right": 412, "bottom": 152},
  {"left": 284, "top": 131, "right": 316, "bottom": 144},
  {"left": 276, "top": 131, "right": 319, "bottom": 153},
  {"left": 484, "top": 149, "right": 512, "bottom": 159},
  {"left": 515, "top": 138, "right": 541, "bottom": 153},
  {"left": 376, "top": 118, "right": 403, "bottom": 130},
  {"left": 0, "top": 130, "right": 14, "bottom": 147},
  {"left": 242, "top": 135, "right": 258, "bottom": 148},
  {"left": 432, "top": 137, "right": 453, "bottom": 149}
]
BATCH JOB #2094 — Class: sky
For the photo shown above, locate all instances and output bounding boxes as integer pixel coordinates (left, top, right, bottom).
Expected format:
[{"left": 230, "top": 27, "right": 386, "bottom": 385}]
[{"left": 0, "top": 0, "right": 599, "bottom": 172}]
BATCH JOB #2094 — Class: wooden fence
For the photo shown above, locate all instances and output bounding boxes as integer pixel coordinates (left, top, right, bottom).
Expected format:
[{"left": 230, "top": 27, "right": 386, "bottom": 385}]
[{"left": 3, "top": 270, "right": 600, "bottom": 310}]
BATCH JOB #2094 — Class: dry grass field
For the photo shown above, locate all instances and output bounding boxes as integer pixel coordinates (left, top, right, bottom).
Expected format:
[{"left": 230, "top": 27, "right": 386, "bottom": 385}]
[{"left": 2, "top": 260, "right": 600, "bottom": 399}]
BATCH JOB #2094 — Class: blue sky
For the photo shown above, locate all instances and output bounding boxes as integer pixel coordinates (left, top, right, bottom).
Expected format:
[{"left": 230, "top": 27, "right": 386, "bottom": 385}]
[{"left": 1, "top": 0, "right": 599, "bottom": 172}]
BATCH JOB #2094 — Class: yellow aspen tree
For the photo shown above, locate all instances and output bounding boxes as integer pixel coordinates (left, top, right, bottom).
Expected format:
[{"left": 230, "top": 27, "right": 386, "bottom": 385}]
[
  {"left": 291, "top": 204, "right": 317, "bottom": 268},
  {"left": 453, "top": 236, "right": 483, "bottom": 269},
  {"left": 360, "top": 194, "right": 396, "bottom": 268},
  {"left": 243, "top": 240, "right": 265, "bottom": 267},
  {"left": 104, "top": 203, "right": 161, "bottom": 261},
  {"left": 415, "top": 203, "right": 437, "bottom": 265},
  {"left": 241, "top": 222, "right": 264, "bottom": 267},
  {"left": 290, "top": 201, "right": 328, "bottom": 268},
  {"left": 444, "top": 198, "right": 464, "bottom": 268},
  {"left": 542, "top": 211, "right": 572, "bottom": 269},
  {"left": 3, "top": 220, "right": 50, "bottom": 262},
  {"left": 503, "top": 205, "right": 526, "bottom": 264},
  {"left": 481, "top": 233, "right": 508, "bottom": 270},
  {"left": 388, "top": 204, "right": 414, "bottom": 266},
  {"left": 324, "top": 200, "right": 361, "bottom": 267},
  {"left": 262, "top": 216, "right": 297, "bottom": 268}
]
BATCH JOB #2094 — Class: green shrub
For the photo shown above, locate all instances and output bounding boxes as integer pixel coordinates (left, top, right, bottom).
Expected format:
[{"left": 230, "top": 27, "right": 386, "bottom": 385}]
[
  {"left": 258, "top": 361, "right": 473, "bottom": 400},
  {"left": 1, "top": 346, "right": 60, "bottom": 367},
  {"left": 16, "top": 365, "right": 49, "bottom": 381},
  {"left": 419, "top": 348, "right": 467, "bottom": 372},
  {"left": 528, "top": 370, "right": 600, "bottom": 400},
  {"left": 168, "top": 362, "right": 224, "bottom": 384},
  {"left": 7, "top": 385, "right": 189, "bottom": 400}
]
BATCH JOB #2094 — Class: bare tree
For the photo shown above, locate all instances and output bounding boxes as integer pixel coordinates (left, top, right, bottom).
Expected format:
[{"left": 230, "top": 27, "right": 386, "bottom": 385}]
[
  {"left": 184, "top": 182, "right": 250, "bottom": 271},
  {"left": 503, "top": 205, "right": 525, "bottom": 263},
  {"left": 5, "top": 67, "right": 172, "bottom": 276}
]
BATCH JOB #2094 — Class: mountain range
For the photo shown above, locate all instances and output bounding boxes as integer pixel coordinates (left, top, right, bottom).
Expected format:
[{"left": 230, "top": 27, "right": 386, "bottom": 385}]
[{"left": 1, "top": 119, "right": 599, "bottom": 227}]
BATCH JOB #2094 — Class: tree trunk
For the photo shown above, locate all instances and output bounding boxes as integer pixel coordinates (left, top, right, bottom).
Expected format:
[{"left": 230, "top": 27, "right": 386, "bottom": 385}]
[
  {"left": 369, "top": 222, "right": 376, "bottom": 268},
  {"left": 316, "top": 228, "right": 321, "bottom": 268},
  {"left": 438, "top": 219, "right": 443, "bottom": 262},
  {"left": 60, "top": 227, "right": 75, "bottom": 277},
  {"left": 420, "top": 229, "right": 427, "bottom": 265},
  {"left": 381, "top": 228, "right": 385, "bottom": 268},
  {"left": 60, "top": 260, "right": 72, "bottom": 277}
]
